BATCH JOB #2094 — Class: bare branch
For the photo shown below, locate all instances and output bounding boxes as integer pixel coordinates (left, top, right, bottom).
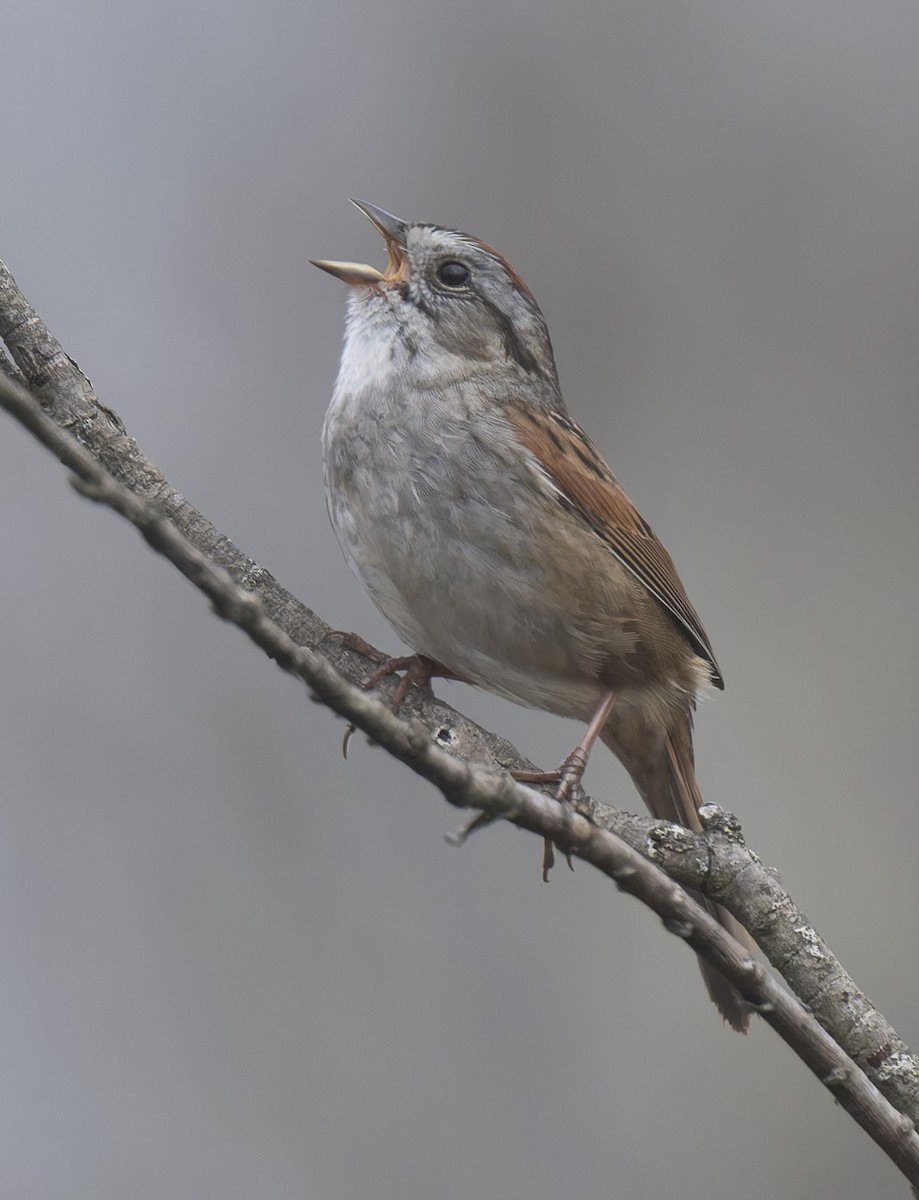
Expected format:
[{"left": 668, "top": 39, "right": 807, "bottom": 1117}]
[{"left": 1, "top": 257, "right": 917, "bottom": 1186}]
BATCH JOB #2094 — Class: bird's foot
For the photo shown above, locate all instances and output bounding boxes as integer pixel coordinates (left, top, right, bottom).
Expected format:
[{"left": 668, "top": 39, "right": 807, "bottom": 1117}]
[
  {"left": 513, "top": 748, "right": 591, "bottom": 880},
  {"left": 513, "top": 690, "right": 620, "bottom": 881},
  {"left": 340, "top": 644, "right": 459, "bottom": 757}
]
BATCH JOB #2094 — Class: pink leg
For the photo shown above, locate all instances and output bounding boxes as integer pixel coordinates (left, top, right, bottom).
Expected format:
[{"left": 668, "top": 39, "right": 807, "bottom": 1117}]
[
  {"left": 514, "top": 689, "right": 620, "bottom": 880},
  {"left": 342, "top": 649, "right": 462, "bottom": 758}
]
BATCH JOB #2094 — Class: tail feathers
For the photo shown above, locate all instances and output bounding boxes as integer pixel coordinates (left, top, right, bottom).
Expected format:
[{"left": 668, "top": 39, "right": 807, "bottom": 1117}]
[
  {"left": 696, "top": 902, "right": 753, "bottom": 1033},
  {"left": 667, "top": 715, "right": 753, "bottom": 1033},
  {"left": 602, "top": 707, "right": 753, "bottom": 1033}
]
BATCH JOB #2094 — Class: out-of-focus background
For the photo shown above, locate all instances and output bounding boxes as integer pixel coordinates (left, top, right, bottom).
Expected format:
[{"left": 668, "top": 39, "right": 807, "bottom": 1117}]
[{"left": 2, "top": 3, "right": 918, "bottom": 1196}]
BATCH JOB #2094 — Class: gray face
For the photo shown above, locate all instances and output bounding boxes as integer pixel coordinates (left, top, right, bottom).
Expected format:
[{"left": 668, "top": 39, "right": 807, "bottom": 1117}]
[{"left": 376, "top": 223, "right": 561, "bottom": 384}]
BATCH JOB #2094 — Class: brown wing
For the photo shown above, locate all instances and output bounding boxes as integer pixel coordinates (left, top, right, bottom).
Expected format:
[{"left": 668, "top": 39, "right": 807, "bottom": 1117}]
[{"left": 507, "top": 403, "right": 723, "bottom": 688}]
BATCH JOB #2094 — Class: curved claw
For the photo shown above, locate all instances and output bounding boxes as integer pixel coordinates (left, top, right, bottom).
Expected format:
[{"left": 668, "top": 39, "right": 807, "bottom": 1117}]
[
  {"left": 339, "top": 652, "right": 460, "bottom": 761},
  {"left": 342, "top": 722, "right": 356, "bottom": 759}
]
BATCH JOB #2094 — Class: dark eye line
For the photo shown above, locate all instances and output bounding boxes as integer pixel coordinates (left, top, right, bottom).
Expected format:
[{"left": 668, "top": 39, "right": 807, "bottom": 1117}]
[{"left": 480, "top": 295, "right": 542, "bottom": 376}]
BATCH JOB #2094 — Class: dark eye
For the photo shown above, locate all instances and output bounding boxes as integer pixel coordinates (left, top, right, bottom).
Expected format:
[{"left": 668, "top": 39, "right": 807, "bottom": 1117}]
[{"left": 436, "top": 260, "right": 470, "bottom": 288}]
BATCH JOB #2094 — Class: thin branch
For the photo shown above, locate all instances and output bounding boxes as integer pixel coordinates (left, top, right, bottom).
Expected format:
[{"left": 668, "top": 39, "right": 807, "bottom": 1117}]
[{"left": 1, "top": 257, "right": 917, "bottom": 1186}]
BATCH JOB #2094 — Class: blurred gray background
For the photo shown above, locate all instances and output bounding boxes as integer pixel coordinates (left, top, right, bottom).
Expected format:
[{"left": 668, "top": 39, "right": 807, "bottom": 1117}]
[{"left": 2, "top": 2, "right": 918, "bottom": 1196}]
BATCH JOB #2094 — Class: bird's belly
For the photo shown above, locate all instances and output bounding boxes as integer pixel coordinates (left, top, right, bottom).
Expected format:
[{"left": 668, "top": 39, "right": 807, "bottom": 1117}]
[{"left": 324, "top": 410, "right": 637, "bottom": 720}]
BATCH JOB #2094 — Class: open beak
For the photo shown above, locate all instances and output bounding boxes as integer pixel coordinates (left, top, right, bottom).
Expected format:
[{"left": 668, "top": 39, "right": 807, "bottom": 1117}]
[{"left": 311, "top": 199, "right": 408, "bottom": 285}]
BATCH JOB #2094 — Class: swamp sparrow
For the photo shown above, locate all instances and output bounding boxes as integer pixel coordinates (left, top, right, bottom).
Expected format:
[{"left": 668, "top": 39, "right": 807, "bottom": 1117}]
[{"left": 314, "top": 201, "right": 751, "bottom": 1031}]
